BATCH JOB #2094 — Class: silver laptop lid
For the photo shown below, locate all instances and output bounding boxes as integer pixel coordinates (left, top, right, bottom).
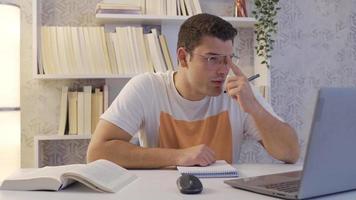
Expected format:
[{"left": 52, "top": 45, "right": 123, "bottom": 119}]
[{"left": 298, "top": 87, "right": 356, "bottom": 199}]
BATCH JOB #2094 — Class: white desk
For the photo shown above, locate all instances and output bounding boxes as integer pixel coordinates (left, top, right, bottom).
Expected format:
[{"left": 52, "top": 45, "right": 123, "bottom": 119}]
[{"left": 1, "top": 164, "right": 356, "bottom": 200}]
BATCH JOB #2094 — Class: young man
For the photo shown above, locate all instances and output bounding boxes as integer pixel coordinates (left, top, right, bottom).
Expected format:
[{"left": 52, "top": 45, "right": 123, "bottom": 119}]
[{"left": 87, "top": 13, "right": 300, "bottom": 168}]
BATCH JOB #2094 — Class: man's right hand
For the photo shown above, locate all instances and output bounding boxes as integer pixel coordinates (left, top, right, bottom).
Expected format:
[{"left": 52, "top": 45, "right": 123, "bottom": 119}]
[{"left": 176, "top": 144, "right": 216, "bottom": 167}]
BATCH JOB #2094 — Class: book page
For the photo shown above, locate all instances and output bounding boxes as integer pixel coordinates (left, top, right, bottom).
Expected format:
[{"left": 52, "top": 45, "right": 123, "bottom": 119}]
[
  {"left": 177, "top": 160, "right": 239, "bottom": 178},
  {"left": 62, "top": 159, "right": 137, "bottom": 193},
  {"left": 0, "top": 165, "right": 81, "bottom": 191}
]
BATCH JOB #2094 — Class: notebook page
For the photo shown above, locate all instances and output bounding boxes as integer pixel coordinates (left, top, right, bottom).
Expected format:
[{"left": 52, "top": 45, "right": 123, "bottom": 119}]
[{"left": 177, "top": 160, "right": 238, "bottom": 178}]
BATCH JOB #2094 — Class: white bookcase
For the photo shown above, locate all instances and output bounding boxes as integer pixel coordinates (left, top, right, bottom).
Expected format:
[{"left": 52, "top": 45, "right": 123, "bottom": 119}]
[{"left": 32, "top": 0, "right": 270, "bottom": 166}]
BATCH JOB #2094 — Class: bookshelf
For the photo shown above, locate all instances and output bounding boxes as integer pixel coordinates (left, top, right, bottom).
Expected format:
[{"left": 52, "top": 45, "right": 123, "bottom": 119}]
[
  {"left": 95, "top": 14, "right": 256, "bottom": 27},
  {"left": 31, "top": 0, "right": 270, "bottom": 164},
  {"left": 34, "top": 74, "right": 135, "bottom": 80},
  {"left": 33, "top": 1, "right": 257, "bottom": 79}
]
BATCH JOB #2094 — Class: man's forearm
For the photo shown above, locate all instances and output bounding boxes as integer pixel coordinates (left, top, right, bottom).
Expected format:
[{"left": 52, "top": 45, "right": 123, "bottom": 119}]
[
  {"left": 88, "top": 140, "right": 180, "bottom": 168},
  {"left": 250, "top": 104, "right": 300, "bottom": 163}
]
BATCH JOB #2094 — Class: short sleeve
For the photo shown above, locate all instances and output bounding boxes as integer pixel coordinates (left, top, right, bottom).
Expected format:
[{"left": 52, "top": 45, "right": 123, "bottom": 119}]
[{"left": 100, "top": 74, "right": 148, "bottom": 136}]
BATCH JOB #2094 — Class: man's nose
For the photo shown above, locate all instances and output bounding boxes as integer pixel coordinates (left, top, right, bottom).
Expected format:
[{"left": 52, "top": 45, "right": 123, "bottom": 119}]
[{"left": 218, "top": 62, "right": 230, "bottom": 75}]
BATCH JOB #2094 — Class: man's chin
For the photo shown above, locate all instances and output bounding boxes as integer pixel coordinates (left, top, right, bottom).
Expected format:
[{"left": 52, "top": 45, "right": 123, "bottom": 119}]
[{"left": 207, "top": 88, "right": 223, "bottom": 96}]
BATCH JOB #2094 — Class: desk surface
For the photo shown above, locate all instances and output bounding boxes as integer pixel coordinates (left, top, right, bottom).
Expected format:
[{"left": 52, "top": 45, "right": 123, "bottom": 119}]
[{"left": 1, "top": 163, "right": 356, "bottom": 200}]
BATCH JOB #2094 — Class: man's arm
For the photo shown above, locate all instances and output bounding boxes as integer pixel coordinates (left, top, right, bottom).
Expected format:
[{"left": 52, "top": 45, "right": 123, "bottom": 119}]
[
  {"left": 226, "top": 64, "right": 300, "bottom": 163},
  {"left": 250, "top": 104, "right": 300, "bottom": 163},
  {"left": 87, "top": 119, "right": 216, "bottom": 168}
]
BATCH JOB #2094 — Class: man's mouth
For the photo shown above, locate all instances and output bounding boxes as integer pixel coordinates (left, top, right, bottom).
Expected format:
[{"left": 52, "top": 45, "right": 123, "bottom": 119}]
[{"left": 211, "top": 79, "right": 225, "bottom": 86}]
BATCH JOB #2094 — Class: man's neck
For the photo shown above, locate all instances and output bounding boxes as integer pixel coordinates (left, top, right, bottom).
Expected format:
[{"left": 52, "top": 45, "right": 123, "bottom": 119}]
[{"left": 173, "top": 70, "right": 205, "bottom": 101}]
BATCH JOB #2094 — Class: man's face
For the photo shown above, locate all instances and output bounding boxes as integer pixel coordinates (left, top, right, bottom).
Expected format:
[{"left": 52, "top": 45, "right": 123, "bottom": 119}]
[{"left": 185, "top": 36, "right": 234, "bottom": 99}]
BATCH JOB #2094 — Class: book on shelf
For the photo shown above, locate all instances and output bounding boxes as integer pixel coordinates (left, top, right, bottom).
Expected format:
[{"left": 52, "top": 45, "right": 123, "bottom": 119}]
[
  {"left": 145, "top": 0, "right": 165, "bottom": 15},
  {"left": 176, "top": 0, "right": 181, "bottom": 15},
  {"left": 87, "top": 27, "right": 101, "bottom": 74},
  {"left": 0, "top": 159, "right": 137, "bottom": 193},
  {"left": 68, "top": 91, "right": 78, "bottom": 135},
  {"left": 103, "top": 85, "right": 109, "bottom": 111},
  {"left": 105, "top": 32, "right": 119, "bottom": 74},
  {"left": 96, "top": 3, "right": 143, "bottom": 14},
  {"left": 57, "top": 27, "right": 70, "bottom": 74},
  {"left": 116, "top": 27, "right": 134, "bottom": 74},
  {"left": 64, "top": 27, "right": 76, "bottom": 74},
  {"left": 158, "top": 35, "right": 174, "bottom": 71},
  {"left": 39, "top": 27, "right": 47, "bottom": 74},
  {"left": 39, "top": 25, "right": 174, "bottom": 76},
  {"left": 58, "top": 86, "right": 69, "bottom": 136},
  {"left": 91, "top": 88, "right": 103, "bottom": 133},
  {"left": 100, "top": 0, "right": 144, "bottom": 10},
  {"left": 71, "top": 27, "right": 85, "bottom": 74},
  {"left": 96, "top": 27, "right": 112, "bottom": 74},
  {"left": 145, "top": 28, "right": 168, "bottom": 72},
  {"left": 183, "top": 0, "right": 193, "bottom": 16},
  {"left": 191, "top": 0, "right": 202, "bottom": 14},
  {"left": 77, "top": 91, "right": 85, "bottom": 135},
  {"left": 40, "top": 26, "right": 111, "bottom": 75},
  {"left": 178, "top": 0, "right": 202, "bottom": 16},
  {"left": 166, "top": 0, "right": 177, "bottom": 16},
  {"left": 95, "top": 0, "right": 201, "bottom": 16},
  {"left": 127, "top": 27, "right": 141, "bottom": 74},
  {"left": 135, "top": 27, "right": 155, "bottom": 73},
  {"left": 83, "top": 86, "right": 92, "bottom": 135},
  {"left": 179, "top": 0, "right": 187, "bottom": 16},
  {"left": 58, "top": 85, "right": 108, "bottom": 136},
  {"left": 177, "top": 160, "right": 239, "bottom": 178}
]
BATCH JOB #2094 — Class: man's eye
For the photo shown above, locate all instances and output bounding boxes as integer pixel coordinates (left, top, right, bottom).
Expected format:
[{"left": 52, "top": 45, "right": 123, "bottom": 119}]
[{"left": 208, "top": 57, "right": 219, "bottom": 62}]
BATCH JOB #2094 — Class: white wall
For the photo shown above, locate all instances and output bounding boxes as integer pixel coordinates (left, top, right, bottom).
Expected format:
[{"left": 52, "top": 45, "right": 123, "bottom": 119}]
[{"left": 271, "top": 0, "right": 356, "bottom": 161}]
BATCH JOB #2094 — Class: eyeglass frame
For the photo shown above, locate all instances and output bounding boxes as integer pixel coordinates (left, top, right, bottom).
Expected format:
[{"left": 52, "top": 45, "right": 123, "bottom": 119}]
[{"left": 185, "top": 49, "right": 240, "bottom": 70}]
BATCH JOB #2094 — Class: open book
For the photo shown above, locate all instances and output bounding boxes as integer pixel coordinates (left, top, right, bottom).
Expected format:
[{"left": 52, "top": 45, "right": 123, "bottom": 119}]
[
  {"left": 177, "top": 160, "right": 238, "bottom": 178},
  {"left": 0, "top": 159, "right": 137, "bottom": 193}
]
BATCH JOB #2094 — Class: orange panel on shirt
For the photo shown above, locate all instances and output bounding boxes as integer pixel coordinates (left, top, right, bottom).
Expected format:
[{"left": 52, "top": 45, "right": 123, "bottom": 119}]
[{"left": 158, "top": 111, "right": 233, "bottom": 163}]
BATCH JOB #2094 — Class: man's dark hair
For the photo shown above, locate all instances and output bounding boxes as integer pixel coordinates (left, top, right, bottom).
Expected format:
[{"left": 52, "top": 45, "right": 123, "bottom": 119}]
[{"left": 177, "top": 13, "right": 237, "bottom": 52}]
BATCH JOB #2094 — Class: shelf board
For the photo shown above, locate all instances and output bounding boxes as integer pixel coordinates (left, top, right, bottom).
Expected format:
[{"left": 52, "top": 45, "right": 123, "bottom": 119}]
[
  {"left": 34, "top": 135, "right": 91, "bottom": 140},
  {"left": 34, "top": 74, "right": 136, "bottom": 79},
  {"left": 95, "top": 14, "right": 256, "bottom": 28}
]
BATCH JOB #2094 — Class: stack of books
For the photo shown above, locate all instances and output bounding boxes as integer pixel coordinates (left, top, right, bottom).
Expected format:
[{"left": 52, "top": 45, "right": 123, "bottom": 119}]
[
  {"left": 96, "top": 2, "right": 142, "bottom": 14},
  {"left": 95, "top": 0, "right": 202, "bottom": 16},
  {"left": 39, "top": 26, "right": 174, "bottom": 76},
  {"left": 58, "top": 85, "right": 109, "bottom": 136}
]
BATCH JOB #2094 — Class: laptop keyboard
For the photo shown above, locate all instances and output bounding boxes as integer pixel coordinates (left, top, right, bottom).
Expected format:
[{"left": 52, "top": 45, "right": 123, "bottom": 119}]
[{"left": 263, "top": 180, "right": 300, "bottom": 193}]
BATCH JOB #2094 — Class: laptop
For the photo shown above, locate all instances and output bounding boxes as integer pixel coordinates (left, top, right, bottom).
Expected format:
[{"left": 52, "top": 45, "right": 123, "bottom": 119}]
[{"left": 225, "top": 87, "right": 356, "bottom": 199}]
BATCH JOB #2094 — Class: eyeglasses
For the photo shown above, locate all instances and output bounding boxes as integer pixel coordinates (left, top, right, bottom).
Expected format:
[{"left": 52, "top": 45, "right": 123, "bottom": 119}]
[{"left": 190, "top": 53, "right": 240, "bottom": 70}]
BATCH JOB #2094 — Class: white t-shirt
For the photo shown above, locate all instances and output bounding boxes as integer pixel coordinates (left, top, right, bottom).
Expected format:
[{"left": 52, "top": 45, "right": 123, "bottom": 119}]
[{"left": 101, "top": 71, "right": 282, "bottom": 163}]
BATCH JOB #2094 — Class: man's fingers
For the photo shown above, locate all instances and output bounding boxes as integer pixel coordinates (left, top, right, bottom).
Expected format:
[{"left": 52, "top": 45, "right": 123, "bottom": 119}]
[
  {"left": 206, "top": 146, "right": 216, "bottom": 157},
  {"left": 230, "top": 63, "right": 245, "bottom": 77},
  {"left": 199, "top": 146, "right": 216, "bottom": 166},
  {"left": 206, "top": 152, "right": 216, "bottom": 164},
  {"left": 199, "top": 155, "right": 214, "bottom": 167}
]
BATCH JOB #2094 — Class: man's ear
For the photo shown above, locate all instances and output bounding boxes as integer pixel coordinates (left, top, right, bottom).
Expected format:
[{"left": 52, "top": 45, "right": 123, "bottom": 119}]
[{"left": 177, "top": 47, "right": 188, "bottom": 68}]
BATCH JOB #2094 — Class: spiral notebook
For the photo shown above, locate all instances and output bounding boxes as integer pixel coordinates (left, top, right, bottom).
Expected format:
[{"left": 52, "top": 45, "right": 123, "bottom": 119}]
[{"left": 177, "top": 160, "right": 238, "bottom": 178}]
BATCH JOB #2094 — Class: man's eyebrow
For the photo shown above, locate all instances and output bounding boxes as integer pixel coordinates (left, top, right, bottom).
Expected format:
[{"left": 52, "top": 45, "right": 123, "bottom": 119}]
[{"left": 205, "top": 52, "right": 234, "bottom": 56}]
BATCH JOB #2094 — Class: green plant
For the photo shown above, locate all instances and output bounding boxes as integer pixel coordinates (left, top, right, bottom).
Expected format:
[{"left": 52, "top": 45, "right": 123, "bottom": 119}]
[{"left": 252, "top": 0, "right": 280, "bottom": 68}]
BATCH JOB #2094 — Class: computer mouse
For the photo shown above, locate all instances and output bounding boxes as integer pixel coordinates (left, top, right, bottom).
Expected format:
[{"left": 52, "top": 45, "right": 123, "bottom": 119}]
[{"left": 176, "top": 174, "right": 203, "bottom": 194}]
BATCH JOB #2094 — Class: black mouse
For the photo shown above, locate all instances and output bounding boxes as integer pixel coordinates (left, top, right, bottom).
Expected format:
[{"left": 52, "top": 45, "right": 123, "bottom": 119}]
[{"left": 176, "top": 174, "right": 203, "bottom": 194}]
